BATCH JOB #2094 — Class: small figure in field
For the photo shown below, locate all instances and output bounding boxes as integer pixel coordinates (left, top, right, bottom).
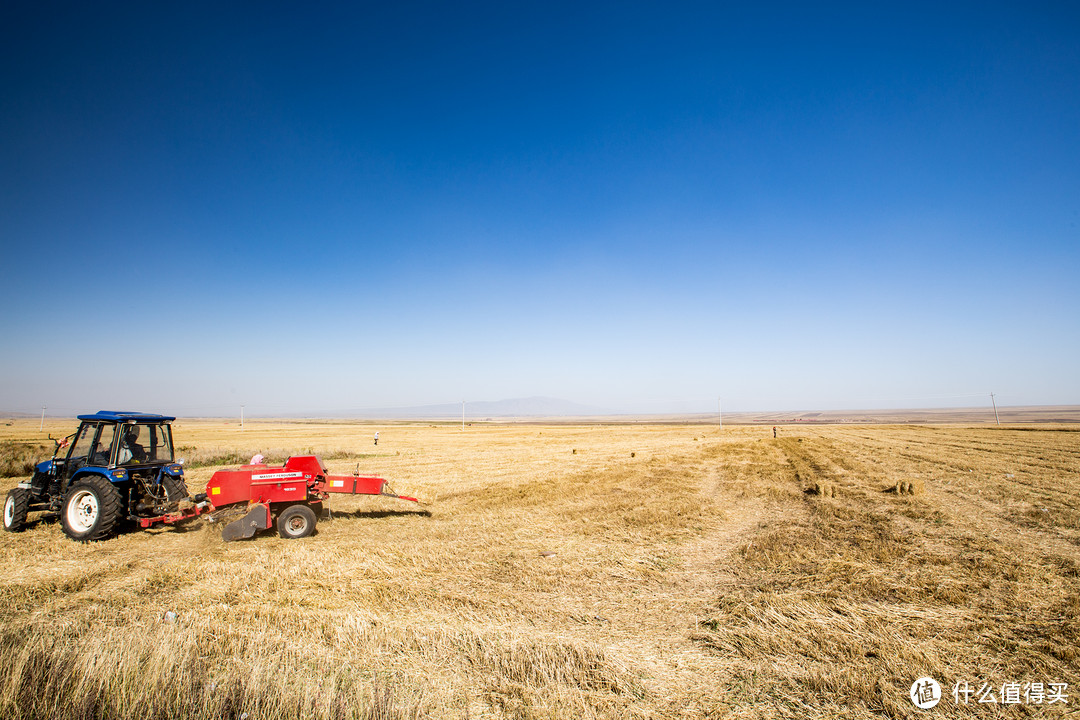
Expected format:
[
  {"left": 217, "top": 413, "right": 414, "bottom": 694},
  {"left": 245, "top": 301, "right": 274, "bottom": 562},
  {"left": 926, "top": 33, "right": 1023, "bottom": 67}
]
[
  {"left": 773, "top": 426, "right": 777, "bottom": 438},
  {"left": 374, "top": 431, "right": 379, "bottom": 446},
  {"left": 249, "top": 453, "right": 265, "bottom": 465}
]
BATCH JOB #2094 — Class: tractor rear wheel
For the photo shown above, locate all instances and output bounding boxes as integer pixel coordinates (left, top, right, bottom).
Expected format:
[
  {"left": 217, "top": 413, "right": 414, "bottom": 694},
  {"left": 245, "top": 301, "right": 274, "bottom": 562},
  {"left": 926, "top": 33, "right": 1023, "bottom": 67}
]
[
  {"left": 162, "top": 474, "right": 189, "bottom": 502},
  {"left": 3, "top": 488, "right": 30, "bottom": 532},
  {"left": 277, "top": 504, "right": 317, "bottom": 539},
  {"left": 61, "top": 475, "right": 122, "bottom": 542}
]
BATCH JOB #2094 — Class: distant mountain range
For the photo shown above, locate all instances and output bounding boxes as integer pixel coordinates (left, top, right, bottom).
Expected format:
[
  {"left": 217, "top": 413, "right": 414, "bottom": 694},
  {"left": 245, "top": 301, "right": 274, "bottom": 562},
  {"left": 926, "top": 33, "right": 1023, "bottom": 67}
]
[{"left": 353, "top": 396, "right": 609, "bottom": 419}]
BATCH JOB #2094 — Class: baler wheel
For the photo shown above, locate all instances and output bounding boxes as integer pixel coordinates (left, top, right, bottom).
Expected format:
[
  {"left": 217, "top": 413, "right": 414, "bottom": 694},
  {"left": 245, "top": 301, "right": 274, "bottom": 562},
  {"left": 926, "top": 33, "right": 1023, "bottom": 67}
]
[
  {"left": 61, "top": 475, "right": 122, "bottom": 542},
  {"left": 3, "top": 488, "right": 30, "bottom": 532},
  {"left": 277, "top": 504, "right": 317, "bottom": 539}
]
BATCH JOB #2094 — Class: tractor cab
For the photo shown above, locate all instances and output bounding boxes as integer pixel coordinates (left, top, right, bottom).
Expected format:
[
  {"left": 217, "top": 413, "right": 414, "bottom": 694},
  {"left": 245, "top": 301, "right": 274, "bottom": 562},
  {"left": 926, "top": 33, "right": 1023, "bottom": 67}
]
[
  {"left": 42, "top": 412, "right": 178, "bottom": 493},
  {"left": 66, "top": 413, "right": 175, "bottom": 470}
]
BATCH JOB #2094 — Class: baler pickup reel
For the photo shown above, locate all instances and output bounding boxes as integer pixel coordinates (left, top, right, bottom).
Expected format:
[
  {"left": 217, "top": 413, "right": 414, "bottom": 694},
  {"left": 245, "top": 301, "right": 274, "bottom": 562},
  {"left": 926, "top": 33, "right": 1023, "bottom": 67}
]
[{"left": 206, "top": 455, "right": 420, "bottom": 541}]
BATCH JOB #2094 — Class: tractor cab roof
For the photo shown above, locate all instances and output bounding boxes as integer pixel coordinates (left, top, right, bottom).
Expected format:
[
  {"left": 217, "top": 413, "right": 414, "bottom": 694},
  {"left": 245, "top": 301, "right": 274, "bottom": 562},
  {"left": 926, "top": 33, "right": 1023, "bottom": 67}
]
[{"left": 76, "top": 411, "right": 176, "bottom": 423}]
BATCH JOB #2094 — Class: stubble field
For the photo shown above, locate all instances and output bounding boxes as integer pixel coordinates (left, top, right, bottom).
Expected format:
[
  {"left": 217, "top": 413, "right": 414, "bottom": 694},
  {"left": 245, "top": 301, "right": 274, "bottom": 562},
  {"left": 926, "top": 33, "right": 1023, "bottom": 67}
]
[{"left": 1, "top": 419, "right": 1078, "bottom": 719}]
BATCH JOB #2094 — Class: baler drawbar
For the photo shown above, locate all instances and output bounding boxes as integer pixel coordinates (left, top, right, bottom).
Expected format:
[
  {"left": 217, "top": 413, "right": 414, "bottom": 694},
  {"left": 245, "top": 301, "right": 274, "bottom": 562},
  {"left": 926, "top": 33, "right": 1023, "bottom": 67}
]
[{"left": 205, "top": 455, "right": 418, "bottom": 541}]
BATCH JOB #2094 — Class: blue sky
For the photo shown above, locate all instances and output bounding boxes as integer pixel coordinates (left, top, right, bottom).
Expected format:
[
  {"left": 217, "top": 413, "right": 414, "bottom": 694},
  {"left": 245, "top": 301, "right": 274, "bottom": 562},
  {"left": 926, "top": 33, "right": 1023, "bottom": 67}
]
[{"left": 2, "top": 1, "right": 1078, "bottom": 416}]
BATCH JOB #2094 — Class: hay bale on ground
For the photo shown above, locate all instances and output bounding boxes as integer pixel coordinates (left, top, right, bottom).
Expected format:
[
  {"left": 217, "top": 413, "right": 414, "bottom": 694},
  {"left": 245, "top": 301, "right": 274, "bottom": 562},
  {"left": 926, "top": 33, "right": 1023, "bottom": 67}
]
[
  {"left": 890, "top": 479, "right": 925, "bottom": 495},
  {"left": 808, "top": 481, "right": 836, "bottom": 498}
]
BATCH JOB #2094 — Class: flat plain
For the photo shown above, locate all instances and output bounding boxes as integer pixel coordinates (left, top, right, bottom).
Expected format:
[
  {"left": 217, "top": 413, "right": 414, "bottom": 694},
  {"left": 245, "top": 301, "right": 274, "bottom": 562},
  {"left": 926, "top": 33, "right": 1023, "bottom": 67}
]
[{"left": 1, "top": 419, "right": 1078, "bottom": 719}]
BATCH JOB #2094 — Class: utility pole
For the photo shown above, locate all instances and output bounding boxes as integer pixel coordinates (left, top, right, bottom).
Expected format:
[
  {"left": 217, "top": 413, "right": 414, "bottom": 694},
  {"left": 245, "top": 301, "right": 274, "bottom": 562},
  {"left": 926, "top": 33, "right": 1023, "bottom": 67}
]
[
  {"left": 40, "top": 405, "right": 46, "bottom": 431},
  {"left": 990, "top": 393, "right": 999, "bottom": 426},
  {"left": 241, "top": 405, "right": 245, "bottom": 429}
]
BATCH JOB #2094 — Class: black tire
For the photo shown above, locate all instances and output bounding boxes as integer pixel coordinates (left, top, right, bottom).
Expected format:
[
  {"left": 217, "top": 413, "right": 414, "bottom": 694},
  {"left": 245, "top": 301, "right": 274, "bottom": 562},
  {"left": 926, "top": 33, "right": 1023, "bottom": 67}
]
[
  {"left": 162, "top": 474, "right": 189, "bottom": 502},
  {"left": 30, "top": 470, "right": 49, "bottom": 497},
  {"left": 3, "top": 488, "right": 30, "bottom": 532},
  {"left": 277, "top": 504, "right": 317, "bottom": 539},
  {"left": 61, "top": 475, "right": 123, "bottom": 542}
]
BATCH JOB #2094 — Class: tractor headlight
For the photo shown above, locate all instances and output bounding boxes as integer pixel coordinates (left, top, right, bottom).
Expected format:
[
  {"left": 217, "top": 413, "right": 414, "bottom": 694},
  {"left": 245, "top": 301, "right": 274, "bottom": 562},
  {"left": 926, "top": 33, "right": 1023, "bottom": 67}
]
[
  {"left": 167, "top": 464, "right": 183, "bottom": 474},
  {"left": 111, "top": 469, "right": 127, "bottom": 480}
]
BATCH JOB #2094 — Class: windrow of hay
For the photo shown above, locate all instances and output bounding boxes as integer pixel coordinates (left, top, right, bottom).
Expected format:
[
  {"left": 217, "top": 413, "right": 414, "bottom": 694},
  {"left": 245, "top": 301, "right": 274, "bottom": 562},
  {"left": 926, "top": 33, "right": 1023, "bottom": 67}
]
[
  {"left": 0, "top": 614, "right": 426, "bottom": 720},
  {"left": 0, "top": 440, "right": 52, "bottom": 478},
  {"left": 0, "top": 602, "right": 638, "bottom": 720}
]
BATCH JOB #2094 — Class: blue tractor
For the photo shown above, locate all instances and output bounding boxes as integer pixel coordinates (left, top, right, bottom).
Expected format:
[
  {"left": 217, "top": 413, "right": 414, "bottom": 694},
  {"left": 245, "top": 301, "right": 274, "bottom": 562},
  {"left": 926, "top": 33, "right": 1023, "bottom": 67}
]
[{"left": 3, "top": 412, "right": 190, "bottom": 541}]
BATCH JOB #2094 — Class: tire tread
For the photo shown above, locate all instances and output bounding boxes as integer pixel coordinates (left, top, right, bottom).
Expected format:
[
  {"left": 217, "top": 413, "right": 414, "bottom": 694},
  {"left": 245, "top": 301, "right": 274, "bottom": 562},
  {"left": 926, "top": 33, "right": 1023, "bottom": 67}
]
[
  {"left": 4, "top": 488, "right": 30, "bottom": 532},
  {"left": 277, "top": 503, "right": 317, "bottom": 539},
  {"left": 61, "top": 475, "right": 123, "bottom": 542}
]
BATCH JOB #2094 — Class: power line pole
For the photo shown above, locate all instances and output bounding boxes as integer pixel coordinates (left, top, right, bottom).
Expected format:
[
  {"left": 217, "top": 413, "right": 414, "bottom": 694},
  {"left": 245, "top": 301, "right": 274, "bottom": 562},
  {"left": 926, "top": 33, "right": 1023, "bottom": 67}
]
[
  {"left": 40, "top": 405, "right": 46, "bottom": 431},
  {"left": 241, "top": 405, "right": 245, "bottom": 429},
  {"left": 990, "top": 393, "right": 999, "bottom": 426}
]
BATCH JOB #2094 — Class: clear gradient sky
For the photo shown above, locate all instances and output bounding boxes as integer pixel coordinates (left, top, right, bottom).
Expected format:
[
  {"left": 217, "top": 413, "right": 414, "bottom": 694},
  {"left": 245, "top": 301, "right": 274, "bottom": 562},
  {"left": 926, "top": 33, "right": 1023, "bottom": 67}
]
[{"left": 2, "top": 1, "right": 1078, "bottom": 416}]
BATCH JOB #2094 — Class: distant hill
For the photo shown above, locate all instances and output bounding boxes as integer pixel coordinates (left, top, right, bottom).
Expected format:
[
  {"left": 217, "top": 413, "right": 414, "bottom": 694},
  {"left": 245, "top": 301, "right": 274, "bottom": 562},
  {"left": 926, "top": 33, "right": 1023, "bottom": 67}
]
[
  {"left": 352, "top": 396, "right": 608, "bottom": 419},
  {"left": 0, "top": 410, "right": 38, "bottom": 419}
]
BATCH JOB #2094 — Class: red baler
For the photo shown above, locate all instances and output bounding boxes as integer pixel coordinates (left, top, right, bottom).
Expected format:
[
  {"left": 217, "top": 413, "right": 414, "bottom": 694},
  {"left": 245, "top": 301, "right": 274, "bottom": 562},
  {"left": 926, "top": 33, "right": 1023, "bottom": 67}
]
[{"left": 205, "top": 455, "right": 418, "bottom": 541}]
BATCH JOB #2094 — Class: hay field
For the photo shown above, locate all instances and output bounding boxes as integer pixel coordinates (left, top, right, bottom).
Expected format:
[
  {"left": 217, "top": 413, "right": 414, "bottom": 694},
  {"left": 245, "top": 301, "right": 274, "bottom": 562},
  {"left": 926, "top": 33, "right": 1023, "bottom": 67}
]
[{"left": 1, "top": 419, "right": 1078, "bottom": 719}]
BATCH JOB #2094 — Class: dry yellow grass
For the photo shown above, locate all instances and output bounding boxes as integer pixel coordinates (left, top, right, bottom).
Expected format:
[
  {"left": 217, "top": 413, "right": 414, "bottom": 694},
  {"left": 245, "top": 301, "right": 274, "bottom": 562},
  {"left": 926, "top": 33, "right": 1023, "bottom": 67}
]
[{"left": 1, "top": 419, "right": 1078, "bottom": 718}]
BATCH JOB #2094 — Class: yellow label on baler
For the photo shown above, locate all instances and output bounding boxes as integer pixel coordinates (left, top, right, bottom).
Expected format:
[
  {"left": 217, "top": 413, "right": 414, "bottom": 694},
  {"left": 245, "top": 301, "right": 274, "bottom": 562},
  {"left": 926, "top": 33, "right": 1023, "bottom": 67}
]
[{"left": 211, "top": 486, "right": 221, "bottom": 495}]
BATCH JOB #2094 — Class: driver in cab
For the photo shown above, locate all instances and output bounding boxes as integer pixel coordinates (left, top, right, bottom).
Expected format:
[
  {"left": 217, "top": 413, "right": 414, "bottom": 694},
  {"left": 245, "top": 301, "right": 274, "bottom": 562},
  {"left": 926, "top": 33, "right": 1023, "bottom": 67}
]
[{"left": 118, "top": 425, "right": 147, "bottom": 464}]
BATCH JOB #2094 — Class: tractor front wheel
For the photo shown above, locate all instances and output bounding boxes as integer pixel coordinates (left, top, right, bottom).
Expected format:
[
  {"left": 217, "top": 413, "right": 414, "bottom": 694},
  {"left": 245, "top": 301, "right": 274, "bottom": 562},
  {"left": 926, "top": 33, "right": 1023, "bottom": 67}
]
[
  {"left": 61, "top": 476, "right": 122, "bottom": 542},
  {"left": 3, "top": 488, "right": 30, "bottom": 532},
  {"left": 277, "top": 504, "right": 317, "bottom": 539}
]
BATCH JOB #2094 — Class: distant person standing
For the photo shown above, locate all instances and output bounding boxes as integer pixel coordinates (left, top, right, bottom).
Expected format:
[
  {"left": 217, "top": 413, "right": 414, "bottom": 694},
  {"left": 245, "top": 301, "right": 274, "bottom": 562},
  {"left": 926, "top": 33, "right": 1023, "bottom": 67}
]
[
  {"left": 374, "top": 431, "right": 379, "bottom": 446},
  {"left": 773, "top": 426, "right": 777, "bottom": 438}
]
